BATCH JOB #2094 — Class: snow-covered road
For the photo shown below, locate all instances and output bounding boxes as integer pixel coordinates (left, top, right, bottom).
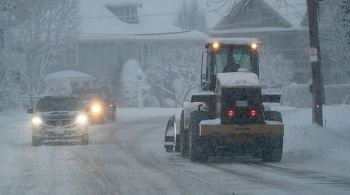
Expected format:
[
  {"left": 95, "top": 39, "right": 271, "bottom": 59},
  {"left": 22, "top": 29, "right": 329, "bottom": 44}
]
[{"left": 0, "top": 107, "right": 350, "bottom": 195}]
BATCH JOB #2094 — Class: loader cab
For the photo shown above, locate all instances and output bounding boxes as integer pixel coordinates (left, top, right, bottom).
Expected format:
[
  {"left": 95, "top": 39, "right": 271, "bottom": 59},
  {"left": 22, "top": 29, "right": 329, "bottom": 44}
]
[{"left": 201, "top": 38, "right": 260, "bottom": 91}]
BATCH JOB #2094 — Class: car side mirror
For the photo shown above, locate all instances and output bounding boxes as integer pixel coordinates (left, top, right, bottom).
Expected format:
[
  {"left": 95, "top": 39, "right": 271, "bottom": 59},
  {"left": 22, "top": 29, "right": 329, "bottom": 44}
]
[{"left": 27, "top": 108, "right": 34, "bottom": 114}]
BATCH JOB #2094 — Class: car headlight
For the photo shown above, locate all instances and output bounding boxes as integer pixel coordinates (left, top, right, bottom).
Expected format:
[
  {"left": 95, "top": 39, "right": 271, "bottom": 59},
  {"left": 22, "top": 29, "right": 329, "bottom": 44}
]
[
  {"left": 32, "top": 116, "right": 43, "bottom": 126},
  {"left": 91, "top": 104, "right": 102, "bottom": 113},
  {"left": 76, "top": 114, "right": 88, "bottom": 125}
]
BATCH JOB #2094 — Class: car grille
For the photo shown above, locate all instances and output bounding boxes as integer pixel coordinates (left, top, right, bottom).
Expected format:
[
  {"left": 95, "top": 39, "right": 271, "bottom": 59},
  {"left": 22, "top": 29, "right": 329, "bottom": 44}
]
[{"left": 45, "top": 119, "right": 75, "bottom": 126}]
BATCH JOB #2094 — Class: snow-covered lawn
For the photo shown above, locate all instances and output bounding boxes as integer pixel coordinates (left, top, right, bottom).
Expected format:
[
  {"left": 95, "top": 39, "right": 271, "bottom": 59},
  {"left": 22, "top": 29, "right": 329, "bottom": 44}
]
[{"left": 276, "top": 105, "right": 350, "bottom": 177}]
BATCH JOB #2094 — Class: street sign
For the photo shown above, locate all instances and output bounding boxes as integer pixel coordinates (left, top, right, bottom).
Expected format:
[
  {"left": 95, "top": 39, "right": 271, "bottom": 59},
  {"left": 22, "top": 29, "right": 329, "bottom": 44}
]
[{"left": 310, "top": 47, "right": 318, "bottom": 62}]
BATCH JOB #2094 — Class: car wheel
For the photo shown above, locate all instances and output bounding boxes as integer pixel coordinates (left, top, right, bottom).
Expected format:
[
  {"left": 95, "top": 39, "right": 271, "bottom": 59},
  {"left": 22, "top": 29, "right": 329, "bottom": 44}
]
[
  {"left": 32, "top": 136, "right": 41, "bottom": 146},
  {"left": 81, "top": 133, "right": 89, "bottom": 145}
]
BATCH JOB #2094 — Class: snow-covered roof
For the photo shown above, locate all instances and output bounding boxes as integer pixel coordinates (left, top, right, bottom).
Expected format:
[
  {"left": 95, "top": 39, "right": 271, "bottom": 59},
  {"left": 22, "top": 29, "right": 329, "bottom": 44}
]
[
  {"left": 210, "top": 27, "right": 298, "bottom": 34},
  {"left": 217, "top": 72, "right": 260, "bottom": 88},
  {"left": 44, "top": 70, "right": 95, "bottom": 81},
  {"left": 78, "top": 0, "right": 208, "bottom": 41},
  {"left": 208, "top": 0, "right": 307, "bottom": 31},
  {"left": 262, "top": 0, "right": 306, "bottom": 29},
  {"left": 105, "top": 0, "right": 143, "bottom": 7},
  {"left": 206, "top": 38, "right": 261, "bottom": 45}
]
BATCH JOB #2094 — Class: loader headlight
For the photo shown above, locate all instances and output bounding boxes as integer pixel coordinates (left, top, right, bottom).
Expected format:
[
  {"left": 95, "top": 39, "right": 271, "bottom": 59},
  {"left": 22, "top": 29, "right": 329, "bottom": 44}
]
[
  {"left": 251, "top": 42, "right": 258, "bottom": 50},
  {"left": 76, "top": 114, "right": 88, "bottom": 125},
  {"left": 212, "top": 42, "right": 220, "bottom": 50},
  {"left": 91, "top": 103, "right": 102, "bottom": 113},
  {"left": 32, "top": 116, "right": 43, "bottom": 126}
]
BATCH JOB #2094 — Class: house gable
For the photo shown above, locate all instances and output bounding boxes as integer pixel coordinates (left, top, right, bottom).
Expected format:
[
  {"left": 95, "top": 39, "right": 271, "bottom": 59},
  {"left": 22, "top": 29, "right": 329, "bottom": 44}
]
[{"left": 214, "top": 0, "right": 292, "bottom": 30}]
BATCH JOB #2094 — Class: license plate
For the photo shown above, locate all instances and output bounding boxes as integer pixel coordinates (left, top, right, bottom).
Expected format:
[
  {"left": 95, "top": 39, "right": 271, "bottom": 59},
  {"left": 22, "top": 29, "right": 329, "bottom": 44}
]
[
  {"left": 236, "top": 100, "right": 248, "bottom": 107},
  {"left": 52, "top": 127, "right": 65, "bottom": 135}
]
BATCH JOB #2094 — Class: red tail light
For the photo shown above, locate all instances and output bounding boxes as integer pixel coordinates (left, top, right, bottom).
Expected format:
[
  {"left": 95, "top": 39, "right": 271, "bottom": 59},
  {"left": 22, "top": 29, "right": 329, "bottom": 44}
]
[
  {"left": 227, "top": 109, "right": 235, "bottom": 119},
  {"left": 250, "top": 109, "right": 257, "bottom": 118}
]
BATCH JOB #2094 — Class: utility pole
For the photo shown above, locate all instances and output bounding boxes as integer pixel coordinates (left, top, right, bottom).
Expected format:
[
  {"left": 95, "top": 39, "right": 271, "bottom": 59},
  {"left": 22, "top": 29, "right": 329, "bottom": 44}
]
[{"left": 307, "top": 0, "right": 324, "bottom": 126}]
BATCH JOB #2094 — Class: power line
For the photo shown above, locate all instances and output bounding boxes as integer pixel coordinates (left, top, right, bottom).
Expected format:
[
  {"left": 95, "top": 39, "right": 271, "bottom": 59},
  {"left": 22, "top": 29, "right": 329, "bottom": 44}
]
[
  {"left": 78, "top": 30, "right": 193, "bottom": 37},
  {"left": 83, "top": 12, "right": 178, "bottom": 19},
  {"left": 208, "top": 10, "right": 305, "bottom": 30}
]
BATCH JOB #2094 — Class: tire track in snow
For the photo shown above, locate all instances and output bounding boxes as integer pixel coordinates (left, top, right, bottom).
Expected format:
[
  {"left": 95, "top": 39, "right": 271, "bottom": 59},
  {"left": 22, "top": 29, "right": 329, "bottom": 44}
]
[{"left": 259, "top": 163, "right": 350, "bottom": 191}]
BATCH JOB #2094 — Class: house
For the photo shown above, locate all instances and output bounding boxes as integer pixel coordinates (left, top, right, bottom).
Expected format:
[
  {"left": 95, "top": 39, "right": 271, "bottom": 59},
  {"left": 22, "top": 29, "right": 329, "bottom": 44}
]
[
  {"left": 207, "top": 0, "right": 315, "bottom": 83},
  {"left": 57, "top": 0, "right": 208, "bottom": 102}
]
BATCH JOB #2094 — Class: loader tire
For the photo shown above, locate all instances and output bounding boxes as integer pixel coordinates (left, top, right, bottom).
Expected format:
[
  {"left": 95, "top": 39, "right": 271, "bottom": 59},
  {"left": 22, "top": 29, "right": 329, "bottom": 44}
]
[
  {"left": 175, "top": 134, "right": 181, "bottom": 152},
  {"left": 262, "top": 137, "right": 283, "bottom": 162},
  {"left": 179, "top": 111, "right": 189, "bottom": 158},
  {"left": 32, "top": 136, "right": 41, "bottom": 146},
  {"left": 189, "top": 111, "right": 209, "bottom": 162},
  {"left": 180, "top": 128, "right": 189, "bottom": 158}
]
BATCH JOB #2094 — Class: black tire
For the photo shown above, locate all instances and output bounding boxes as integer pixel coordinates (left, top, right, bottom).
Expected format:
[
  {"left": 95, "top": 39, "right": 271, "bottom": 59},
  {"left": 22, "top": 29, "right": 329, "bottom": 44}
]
[
  {"left": 100, "top": 115, "right": 106, "bottom": 124},
  {"left": 110, "top": 113, "right": 116, "bottom": 121},
  {"left": 32, "top": 135, "right": 41, "bottom": 146},
  {"left": 81, "top": 133, "right": 89, "bottom": 145},
  {"left": 175, "top": 134, "right": 181, "bottom": 152},
  {"left": 180, "top": 111, "right": 189, "bottom": 158},
  {"left": 265, "top": 111, "right": 283, "bottom": 122},
  {"left": 189, "top": 111, "right": 209, "bottom": 162},
  {"left": 165, "top": 145, "right": 173, "bottom": 152},
  {"left": 262, "top": 137, "right": 283, "bottom": 162}
]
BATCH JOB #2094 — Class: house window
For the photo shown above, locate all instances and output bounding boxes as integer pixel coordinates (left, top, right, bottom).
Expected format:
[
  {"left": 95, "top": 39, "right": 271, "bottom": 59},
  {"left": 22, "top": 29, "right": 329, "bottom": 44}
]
[
  {"left": 0, "top": 69, "right": 5, "bottom": 81},
  {"left": 11, "top": 70, "right": 20, "bottom": 82},
  {"left": 106, "top": 5, "right": 139, "bottom": 23},
  {"left": 64, "top": 45, "right": 78, "bottom": 67},
  {"left": 71, "top": 82, "right": 79, "bottom": 90},
  {"left": 83, "top": 81, "right": 90, "bottom": 88},
  {"left": 332, "top": 72, "right": 342, "bottom": 84},
  {"left": 0, "top": 29, "right": 4, "bottom": 49},
  {"left": 115, "top": 44, "right": 122, "bottom": 64},
  {"left": 138, "top": 43, "right": 150, "bottom": 64}
]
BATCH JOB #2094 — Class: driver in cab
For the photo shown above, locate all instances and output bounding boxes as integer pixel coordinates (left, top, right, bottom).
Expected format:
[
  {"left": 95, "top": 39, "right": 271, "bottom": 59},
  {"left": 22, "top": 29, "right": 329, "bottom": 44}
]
[{"left": 223, "top": 57, "right": 239, "bottom": 72}]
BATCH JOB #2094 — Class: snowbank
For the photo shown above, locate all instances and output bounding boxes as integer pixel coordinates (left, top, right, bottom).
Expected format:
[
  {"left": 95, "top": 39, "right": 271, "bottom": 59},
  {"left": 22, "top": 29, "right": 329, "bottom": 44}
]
[
  {"left": 281, "top": 84, "right": 350, "bottom": 107},
  {"left": 278, "top": 105, "right": 350, "bottom": 177}
]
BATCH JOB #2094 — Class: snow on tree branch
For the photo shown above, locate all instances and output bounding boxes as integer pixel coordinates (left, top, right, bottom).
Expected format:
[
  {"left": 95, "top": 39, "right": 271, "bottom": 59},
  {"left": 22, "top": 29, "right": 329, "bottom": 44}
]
[
  {"left": 260, "top": 49, "right": 293, "bottom": 88},
  {"left": 175, "top": 0, "right": 207, "bottom": 32},
  {"left": 146, "top": 43, "right": 202, "bottom": 107},
  {"left": 6, "top": 0, "right": 79, "bottom": 96}
]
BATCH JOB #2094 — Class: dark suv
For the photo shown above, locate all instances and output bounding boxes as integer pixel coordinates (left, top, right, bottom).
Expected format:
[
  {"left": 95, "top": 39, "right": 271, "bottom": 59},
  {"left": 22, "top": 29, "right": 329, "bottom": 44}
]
[{"left": 28, "top": 96, "right": 89, "bottom": 146}]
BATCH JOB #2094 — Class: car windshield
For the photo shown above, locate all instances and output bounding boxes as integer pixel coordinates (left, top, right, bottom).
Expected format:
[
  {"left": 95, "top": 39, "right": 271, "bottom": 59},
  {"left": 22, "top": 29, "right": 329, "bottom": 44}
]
[{"left": 36, "top": 98, "right": 83, "bottom": 112}]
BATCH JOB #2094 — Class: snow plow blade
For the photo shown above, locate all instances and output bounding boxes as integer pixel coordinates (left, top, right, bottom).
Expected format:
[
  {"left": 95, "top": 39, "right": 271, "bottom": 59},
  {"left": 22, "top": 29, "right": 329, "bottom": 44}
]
[
  {"left": 198, "top": 121, "right": 284, "bottom": 161},
  {"left": 200, "top": 121, "right": 283, "bottom": 138}
]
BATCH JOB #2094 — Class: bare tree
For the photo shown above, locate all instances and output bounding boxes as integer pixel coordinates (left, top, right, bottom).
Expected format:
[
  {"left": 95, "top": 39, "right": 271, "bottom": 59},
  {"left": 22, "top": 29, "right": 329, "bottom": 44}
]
[
  {"left": 176, "top": 0, "right": 207, "bottom": 32},
  {"left": 146, "top": 43, "right": 202, "bottom": 107},
  {"left": 6, "top": 0, "right": 79, "bottom": 96},
  {"left": 342, "top": 0, "right": 350, "bottom": 43},
  {"left": 260, "top": 50, "right": 294, "bottom": 88}
]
